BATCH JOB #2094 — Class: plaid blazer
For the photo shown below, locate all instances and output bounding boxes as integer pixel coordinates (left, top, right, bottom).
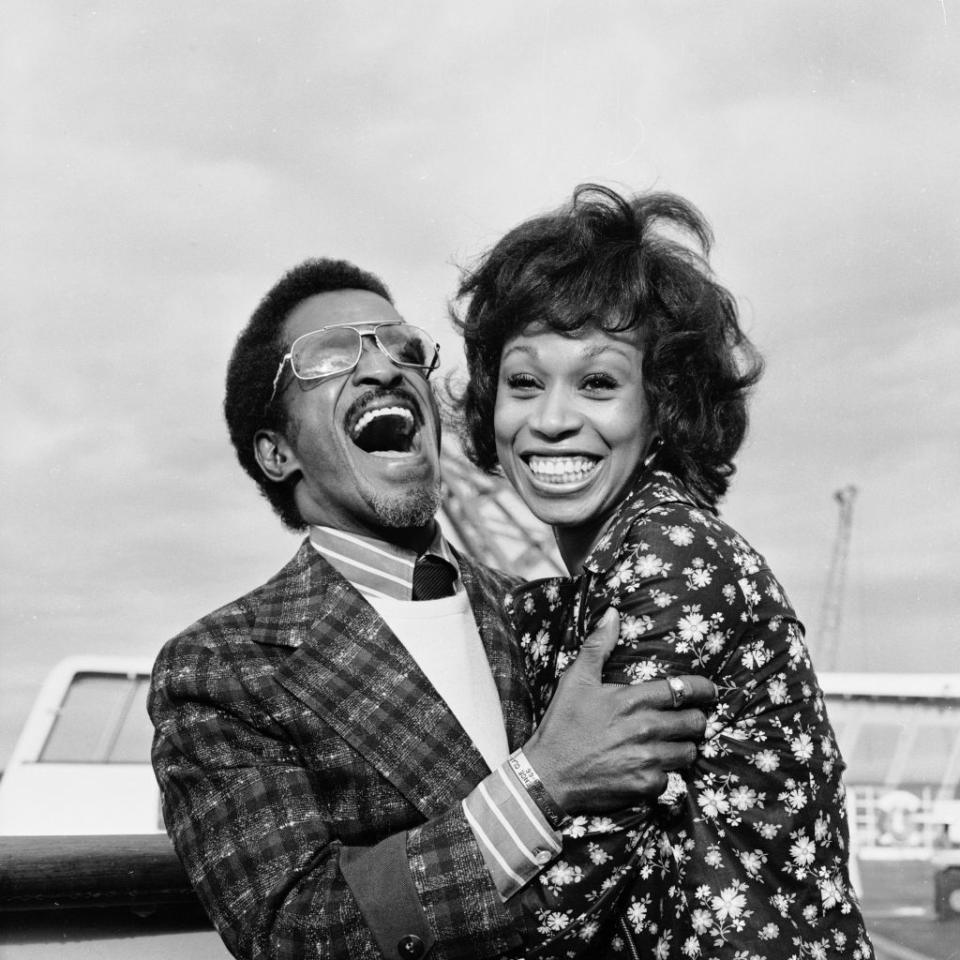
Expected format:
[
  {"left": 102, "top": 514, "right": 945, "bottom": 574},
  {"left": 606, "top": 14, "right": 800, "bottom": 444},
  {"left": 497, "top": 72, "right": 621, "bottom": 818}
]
[{"left": 149, "top": 541, "right": 532, "bottom": 960}]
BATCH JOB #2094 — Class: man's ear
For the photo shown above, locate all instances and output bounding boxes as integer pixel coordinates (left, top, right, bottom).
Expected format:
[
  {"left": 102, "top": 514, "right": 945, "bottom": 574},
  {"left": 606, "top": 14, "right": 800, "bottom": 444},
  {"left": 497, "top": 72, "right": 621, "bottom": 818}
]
[{"left": 254, "top": 428, "right": 300, "bottom": 482}]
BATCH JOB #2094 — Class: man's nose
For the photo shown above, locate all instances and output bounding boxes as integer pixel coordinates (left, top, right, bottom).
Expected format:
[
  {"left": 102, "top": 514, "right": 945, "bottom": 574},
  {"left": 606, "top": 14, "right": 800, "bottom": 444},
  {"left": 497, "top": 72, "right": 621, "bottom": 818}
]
[{"left": 351, "top": 335, "right": 404, "bottom": 386}]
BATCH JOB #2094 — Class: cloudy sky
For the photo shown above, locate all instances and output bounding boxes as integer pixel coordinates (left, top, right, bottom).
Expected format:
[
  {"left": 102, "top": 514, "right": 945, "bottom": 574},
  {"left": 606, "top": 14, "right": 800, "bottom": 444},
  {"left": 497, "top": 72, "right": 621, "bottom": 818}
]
[{"left": 2, "top": 1, "right": 958, "bottom": 769}]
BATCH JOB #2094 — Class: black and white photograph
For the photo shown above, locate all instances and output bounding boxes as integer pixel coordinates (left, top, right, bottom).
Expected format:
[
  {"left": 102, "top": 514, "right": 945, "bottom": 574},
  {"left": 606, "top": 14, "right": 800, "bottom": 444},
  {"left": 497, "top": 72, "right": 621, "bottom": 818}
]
[{"left": 2, "top": 3, "right": 958, "bottom": 958}]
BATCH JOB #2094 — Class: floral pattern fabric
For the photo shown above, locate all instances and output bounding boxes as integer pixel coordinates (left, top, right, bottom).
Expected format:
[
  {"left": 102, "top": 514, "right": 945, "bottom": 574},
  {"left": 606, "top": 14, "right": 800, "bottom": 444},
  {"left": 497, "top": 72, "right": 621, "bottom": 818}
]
[{"left": 506, "top": 471, "right": 872, "bottom": 959}]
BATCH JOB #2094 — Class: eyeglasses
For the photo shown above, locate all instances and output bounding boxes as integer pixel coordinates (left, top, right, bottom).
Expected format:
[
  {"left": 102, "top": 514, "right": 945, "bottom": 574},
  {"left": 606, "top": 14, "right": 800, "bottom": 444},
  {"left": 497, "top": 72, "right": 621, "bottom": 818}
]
[{"left": 267, "top": 321, "right": 441, "bottom": 406}]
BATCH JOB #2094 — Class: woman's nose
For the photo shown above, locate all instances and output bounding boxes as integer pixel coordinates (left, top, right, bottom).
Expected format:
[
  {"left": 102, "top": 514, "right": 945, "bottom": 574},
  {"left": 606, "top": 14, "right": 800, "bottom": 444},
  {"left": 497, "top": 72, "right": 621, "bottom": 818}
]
[{"left": 529, "top": 387, "right": 581, "bottom": 437}]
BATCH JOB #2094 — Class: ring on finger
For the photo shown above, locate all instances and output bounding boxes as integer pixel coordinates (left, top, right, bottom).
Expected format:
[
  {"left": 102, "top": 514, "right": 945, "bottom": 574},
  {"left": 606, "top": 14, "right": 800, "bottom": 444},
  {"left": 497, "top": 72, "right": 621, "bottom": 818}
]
[{"left": 667, "top": 676, "right": 687, "bottom": 709}]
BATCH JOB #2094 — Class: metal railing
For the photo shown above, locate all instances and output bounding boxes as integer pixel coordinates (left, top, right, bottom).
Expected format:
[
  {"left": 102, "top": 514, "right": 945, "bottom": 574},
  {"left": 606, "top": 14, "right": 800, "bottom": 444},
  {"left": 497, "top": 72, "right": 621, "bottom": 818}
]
[{"left": 0, "top": 833, "right": 198, "bottom": 911}]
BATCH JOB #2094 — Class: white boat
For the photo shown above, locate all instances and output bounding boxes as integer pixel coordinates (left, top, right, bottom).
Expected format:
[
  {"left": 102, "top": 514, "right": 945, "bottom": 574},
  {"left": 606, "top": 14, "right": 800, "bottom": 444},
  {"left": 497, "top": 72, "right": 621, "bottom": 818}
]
[{"left": 0, "top": 655, "right": 161, "bottom": 836}]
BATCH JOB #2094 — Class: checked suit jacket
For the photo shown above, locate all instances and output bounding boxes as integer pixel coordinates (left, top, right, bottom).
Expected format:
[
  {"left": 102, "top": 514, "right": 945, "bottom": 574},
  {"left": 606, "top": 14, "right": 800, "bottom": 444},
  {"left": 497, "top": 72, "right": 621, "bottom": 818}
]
[{"left": 149, "top": 540, "right": 534, "bottom": 960}]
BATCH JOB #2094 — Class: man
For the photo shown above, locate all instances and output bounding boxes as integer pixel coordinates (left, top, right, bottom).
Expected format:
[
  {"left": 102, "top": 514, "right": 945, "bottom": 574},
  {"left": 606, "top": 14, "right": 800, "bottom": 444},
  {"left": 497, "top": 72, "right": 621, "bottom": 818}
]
[{"left": 149, "top": 258, "right": 714, "bottom": 960}]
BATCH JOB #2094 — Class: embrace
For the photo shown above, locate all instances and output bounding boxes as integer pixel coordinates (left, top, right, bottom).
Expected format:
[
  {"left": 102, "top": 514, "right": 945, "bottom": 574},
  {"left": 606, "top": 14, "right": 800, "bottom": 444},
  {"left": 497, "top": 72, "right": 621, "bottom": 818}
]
[{"left": 150, "top": 184, "right": 872, "bottom": 959}]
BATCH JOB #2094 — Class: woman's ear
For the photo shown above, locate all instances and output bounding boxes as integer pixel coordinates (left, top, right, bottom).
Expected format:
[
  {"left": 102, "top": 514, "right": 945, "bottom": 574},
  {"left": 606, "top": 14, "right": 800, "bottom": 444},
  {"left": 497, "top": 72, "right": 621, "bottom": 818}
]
[
  {"left": 254, "top": 429, "right": 300, "bottom": 482},
  {"left": 643, "top": 435, "right": 663, "bottom": 468}
]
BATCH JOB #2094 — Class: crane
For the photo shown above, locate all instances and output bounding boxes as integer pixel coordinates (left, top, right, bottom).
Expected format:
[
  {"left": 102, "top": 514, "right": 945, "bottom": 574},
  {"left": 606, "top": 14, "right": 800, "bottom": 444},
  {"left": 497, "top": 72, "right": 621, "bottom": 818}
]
[{"left": 815, "top": 485, "right": 858, "bottom": 671}]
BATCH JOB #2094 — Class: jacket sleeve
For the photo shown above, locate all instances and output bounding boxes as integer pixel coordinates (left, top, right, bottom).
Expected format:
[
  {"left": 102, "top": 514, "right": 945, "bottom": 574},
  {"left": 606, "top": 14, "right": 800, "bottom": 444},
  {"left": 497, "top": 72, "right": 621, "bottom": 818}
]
[
  {"left": 149, "top": 630, "right": 524, "bottom": 960},
  {"left": 576, "top": 508, "right": 870, "bottom": 956}
]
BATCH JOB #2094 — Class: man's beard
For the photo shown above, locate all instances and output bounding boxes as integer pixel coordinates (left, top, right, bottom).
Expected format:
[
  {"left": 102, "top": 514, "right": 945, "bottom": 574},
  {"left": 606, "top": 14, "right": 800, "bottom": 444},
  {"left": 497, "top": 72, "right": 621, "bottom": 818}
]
[{"left": 367, "top": 478, "right": 442, "bottom": 529}]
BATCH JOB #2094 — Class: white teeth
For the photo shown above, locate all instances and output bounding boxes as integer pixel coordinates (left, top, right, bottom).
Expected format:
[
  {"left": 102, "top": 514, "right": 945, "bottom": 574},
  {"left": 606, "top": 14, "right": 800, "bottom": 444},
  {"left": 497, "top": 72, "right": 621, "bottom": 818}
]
[
  {"left": 352, "top": 406, "right": 414, "bottom": 436},
  {"left": 527, "top": 456, "right": 599, "bottom": 484}
]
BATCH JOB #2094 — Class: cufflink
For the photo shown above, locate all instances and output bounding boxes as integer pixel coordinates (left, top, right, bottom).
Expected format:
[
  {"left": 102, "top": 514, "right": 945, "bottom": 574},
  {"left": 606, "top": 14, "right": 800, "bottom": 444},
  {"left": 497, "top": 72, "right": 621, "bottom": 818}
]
[{"left": 398, "top": 934, "right": 425, "bottom": 959}]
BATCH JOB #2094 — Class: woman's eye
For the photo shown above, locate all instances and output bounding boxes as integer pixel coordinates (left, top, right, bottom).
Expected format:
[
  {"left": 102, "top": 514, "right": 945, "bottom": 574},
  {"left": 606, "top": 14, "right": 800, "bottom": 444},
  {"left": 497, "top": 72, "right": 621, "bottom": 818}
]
[
  {"left": 582, "top": 373, "right": 619, "bottom": 391},
  {"left": 505, "top": 373, "right": 540, "bottom": 390}
]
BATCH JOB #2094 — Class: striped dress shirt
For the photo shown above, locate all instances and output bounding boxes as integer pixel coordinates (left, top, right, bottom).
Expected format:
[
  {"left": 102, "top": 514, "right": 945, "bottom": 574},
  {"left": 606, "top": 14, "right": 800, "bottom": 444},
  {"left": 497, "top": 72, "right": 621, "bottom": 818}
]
[{"left": 309, "top": 524, "right": 459, "bottom": 600}]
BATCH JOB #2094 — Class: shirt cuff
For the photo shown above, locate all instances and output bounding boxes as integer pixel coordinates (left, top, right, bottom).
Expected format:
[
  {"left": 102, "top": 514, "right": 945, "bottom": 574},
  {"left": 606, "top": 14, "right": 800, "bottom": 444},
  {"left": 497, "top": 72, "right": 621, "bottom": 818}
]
[{"left": 462, "top": 754, "right": 563, "bottom": 901}]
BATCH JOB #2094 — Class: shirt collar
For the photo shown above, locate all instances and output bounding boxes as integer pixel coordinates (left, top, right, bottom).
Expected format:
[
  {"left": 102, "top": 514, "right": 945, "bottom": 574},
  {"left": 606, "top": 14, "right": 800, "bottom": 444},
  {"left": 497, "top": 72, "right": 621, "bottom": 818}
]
[{"left": 309, "top": 523, "right": 460, "bottom": 601}]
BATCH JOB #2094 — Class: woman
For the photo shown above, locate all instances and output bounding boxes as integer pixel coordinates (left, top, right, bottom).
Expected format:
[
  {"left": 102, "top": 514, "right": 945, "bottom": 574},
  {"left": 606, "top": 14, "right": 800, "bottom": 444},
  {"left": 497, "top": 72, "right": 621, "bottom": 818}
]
[{"left": 451, "top": 185, "right": 871, "bottom": 958}]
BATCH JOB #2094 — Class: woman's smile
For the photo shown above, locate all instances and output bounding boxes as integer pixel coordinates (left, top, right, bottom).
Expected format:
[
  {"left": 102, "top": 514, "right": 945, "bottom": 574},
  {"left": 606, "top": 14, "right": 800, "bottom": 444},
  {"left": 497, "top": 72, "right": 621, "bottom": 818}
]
[{"left": 523, "top": 454, "right": 601, "bottom": 487}]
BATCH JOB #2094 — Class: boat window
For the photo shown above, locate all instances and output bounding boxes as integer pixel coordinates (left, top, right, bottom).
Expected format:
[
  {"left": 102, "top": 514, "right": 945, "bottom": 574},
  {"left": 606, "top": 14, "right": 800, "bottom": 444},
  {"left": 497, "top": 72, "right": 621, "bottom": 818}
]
[
  {"left": 110, "top": 679, "right": 154, "bottom": 762},
  {"left": 39, "top": 672, "right": 152, "bottom": 763}
]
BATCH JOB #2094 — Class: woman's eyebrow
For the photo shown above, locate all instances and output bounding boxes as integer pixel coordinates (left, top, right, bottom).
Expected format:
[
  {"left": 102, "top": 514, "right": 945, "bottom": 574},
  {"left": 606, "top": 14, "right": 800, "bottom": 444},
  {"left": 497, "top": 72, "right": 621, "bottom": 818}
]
[
  {"left": 582, "top": 343, "right": 634, "bottom": 360},
  {"left": 501, "top": 341, "right": 636, "bottom": 362},
  {"left": 501, "top": 343, "right": 539, "bottom": 361}
]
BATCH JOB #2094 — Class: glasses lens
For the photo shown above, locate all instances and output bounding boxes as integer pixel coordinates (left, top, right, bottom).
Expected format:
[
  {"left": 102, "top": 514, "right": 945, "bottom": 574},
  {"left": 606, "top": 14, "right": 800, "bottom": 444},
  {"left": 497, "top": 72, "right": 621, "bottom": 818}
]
[
  {"left": 377, "top": 324, "right": 438, "bottom": 371},
  {"left": 290, "top": 328, "right": 361, "bottom": 379}
]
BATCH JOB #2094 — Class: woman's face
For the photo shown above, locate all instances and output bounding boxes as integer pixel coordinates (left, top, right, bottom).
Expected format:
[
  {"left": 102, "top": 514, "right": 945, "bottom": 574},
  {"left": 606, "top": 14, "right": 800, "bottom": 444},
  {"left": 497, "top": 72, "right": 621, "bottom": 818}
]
[{"left": 494, "top": 323, "right": 656, "bottom": 550}]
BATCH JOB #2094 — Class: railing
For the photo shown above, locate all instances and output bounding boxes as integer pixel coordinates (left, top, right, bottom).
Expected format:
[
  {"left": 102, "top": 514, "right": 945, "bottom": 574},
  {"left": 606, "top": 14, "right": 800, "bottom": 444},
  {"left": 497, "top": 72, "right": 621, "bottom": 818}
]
[
  {"left": 847, "top": 786, "right": 960, "bottom": 860},
  {"left": 0, "top": 834, "right": 198, "bottom": 911}
]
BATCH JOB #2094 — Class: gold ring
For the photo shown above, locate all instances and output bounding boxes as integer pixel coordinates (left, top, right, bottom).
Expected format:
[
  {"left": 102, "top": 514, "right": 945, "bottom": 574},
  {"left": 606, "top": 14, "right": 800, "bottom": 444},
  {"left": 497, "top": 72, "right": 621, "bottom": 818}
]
[{"left": 667, "top": 676, "right": 687, "bottom": 709}]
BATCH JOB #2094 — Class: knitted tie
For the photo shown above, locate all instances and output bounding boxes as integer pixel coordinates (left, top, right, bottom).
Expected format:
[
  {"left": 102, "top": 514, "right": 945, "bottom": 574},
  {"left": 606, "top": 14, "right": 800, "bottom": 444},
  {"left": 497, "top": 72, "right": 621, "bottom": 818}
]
[{"left": 412, "top": 554, "right": 457, "bottom": 600}]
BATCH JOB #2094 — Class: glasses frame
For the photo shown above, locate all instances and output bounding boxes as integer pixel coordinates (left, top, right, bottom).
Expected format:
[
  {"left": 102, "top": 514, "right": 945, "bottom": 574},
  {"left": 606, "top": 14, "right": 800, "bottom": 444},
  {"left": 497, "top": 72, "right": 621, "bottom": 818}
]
[{"left": 266, "top": 321, "right": 441, "bottom": 408}]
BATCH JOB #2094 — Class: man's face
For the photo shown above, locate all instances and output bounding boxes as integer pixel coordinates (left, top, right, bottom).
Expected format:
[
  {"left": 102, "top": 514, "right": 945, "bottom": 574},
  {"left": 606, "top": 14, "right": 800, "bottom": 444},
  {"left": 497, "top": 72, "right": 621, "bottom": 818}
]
[{"left": 259, "top": 290, "right": 442, "bottom": 542}]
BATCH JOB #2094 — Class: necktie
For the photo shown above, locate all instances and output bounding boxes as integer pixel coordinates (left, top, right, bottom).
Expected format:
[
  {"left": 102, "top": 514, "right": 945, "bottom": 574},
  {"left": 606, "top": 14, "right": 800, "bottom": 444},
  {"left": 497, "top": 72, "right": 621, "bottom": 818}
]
[{"left": 412, "top": 554, "right": 457, "bottom": 600}]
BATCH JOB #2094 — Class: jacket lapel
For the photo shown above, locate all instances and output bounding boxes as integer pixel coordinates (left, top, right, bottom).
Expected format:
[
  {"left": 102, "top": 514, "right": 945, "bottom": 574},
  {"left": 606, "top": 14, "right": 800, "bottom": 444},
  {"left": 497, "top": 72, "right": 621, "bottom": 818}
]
[{"left": 268, "top": 544, "right": 493, "bottom": 817}]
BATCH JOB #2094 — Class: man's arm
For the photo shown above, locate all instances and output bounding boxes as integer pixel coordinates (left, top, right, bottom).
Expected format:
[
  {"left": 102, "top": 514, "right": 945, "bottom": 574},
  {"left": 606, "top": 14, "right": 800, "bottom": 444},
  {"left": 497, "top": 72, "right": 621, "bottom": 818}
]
[
  {"left": 459, "top": 612, "right": 716, "bottom": 904},
  {"left": 150, "top": 630, "right": 523, "bottom": 960},
  {"left": 150, "top": 615, "right": 713, "bottom": 960}
]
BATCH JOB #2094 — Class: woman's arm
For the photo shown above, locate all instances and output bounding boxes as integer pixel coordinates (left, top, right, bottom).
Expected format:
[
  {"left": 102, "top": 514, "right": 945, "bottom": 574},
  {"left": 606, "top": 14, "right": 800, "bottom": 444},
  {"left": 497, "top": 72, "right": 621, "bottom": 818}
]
[{"left": 576, "top": 504, "right": 870, "bottom": 956}]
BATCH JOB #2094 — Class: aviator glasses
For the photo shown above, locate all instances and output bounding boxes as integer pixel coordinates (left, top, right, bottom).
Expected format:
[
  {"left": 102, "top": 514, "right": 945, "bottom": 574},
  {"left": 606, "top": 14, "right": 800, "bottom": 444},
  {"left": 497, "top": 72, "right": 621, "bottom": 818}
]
[{"left": 268, "top": 321, "right": 440, "bottom": 406}]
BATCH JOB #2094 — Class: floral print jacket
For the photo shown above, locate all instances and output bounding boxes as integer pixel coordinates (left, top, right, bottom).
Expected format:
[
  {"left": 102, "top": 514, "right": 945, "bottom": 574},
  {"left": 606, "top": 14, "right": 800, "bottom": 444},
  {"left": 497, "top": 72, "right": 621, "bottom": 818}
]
[{"left": 506, "top": 471, "right": 872, "bottom": 959}]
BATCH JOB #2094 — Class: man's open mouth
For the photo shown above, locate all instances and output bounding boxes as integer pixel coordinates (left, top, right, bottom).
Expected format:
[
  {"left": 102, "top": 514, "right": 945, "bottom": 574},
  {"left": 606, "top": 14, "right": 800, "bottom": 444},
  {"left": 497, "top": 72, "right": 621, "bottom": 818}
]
[{"left": 348, "top": 400, "right": 421, "bottom": 456}]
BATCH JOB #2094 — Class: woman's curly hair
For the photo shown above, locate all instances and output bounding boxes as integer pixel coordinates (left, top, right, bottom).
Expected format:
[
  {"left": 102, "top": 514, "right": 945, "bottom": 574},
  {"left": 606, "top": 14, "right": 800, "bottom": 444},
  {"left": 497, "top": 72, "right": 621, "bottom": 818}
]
[{"left": 449, "top": 184, "right": 763, "bottom": 507}]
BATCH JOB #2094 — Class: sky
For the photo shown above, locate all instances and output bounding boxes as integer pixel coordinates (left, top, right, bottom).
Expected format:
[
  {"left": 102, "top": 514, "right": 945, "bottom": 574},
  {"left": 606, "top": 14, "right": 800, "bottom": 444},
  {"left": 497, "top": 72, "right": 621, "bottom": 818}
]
[{"left": 2, "top": 0, "right": 958, "bottom": 770}]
